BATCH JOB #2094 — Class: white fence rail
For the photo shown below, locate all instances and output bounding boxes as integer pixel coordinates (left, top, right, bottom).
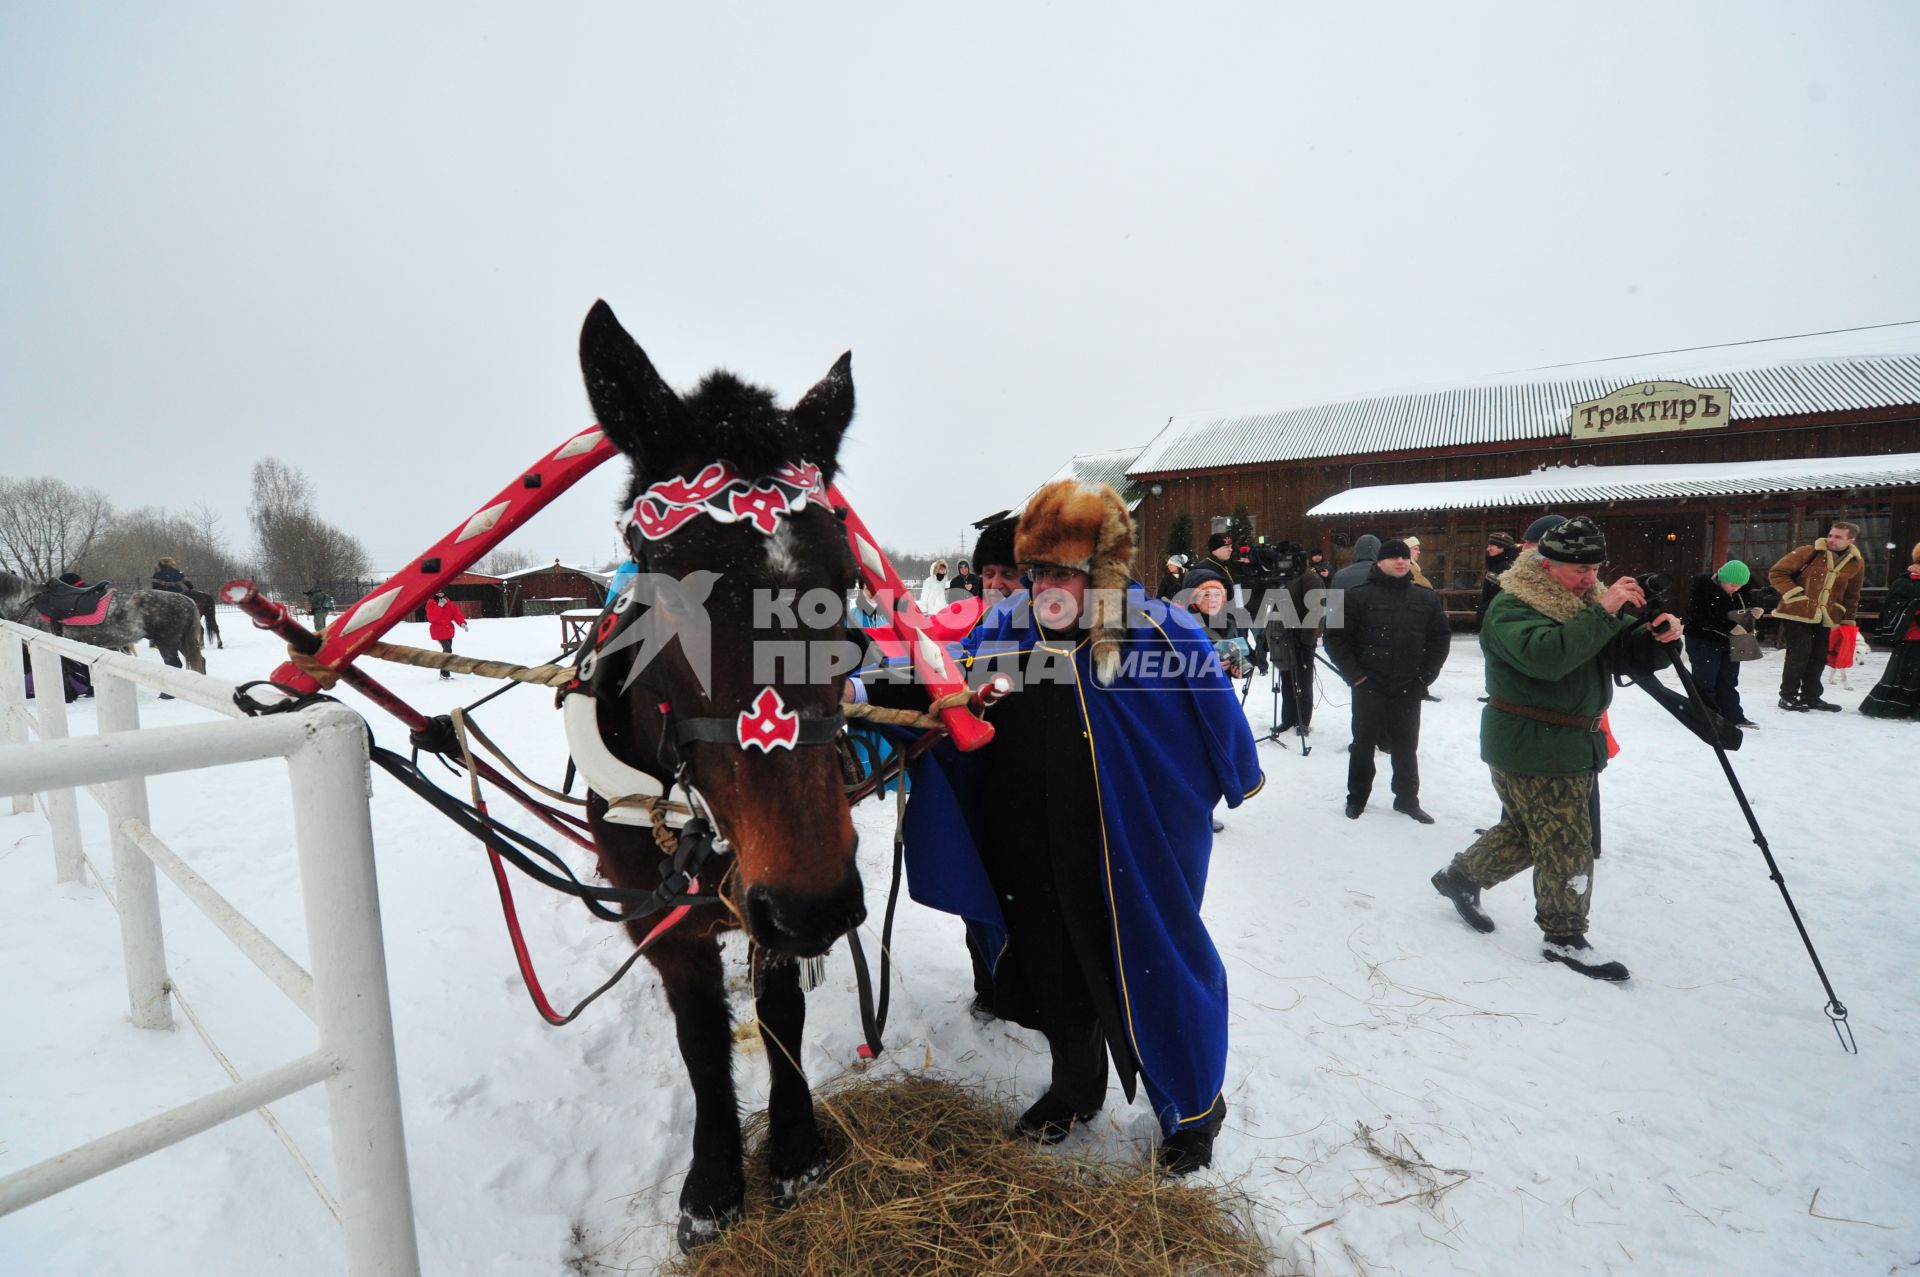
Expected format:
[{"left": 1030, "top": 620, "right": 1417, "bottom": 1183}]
[{"left": 0, "top": 619, "right": 420, "bottom": 1276}]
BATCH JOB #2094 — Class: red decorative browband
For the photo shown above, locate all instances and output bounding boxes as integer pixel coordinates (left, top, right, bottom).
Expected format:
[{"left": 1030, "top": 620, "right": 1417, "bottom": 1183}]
[{"left": 621, "top": 460, "right": 826, "bottom": 542}]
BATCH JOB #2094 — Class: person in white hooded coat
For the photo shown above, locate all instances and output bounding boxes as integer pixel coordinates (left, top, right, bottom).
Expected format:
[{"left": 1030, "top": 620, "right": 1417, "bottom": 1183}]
[{"left": 918, "top": 560, "right": 952, "bottom": 614}]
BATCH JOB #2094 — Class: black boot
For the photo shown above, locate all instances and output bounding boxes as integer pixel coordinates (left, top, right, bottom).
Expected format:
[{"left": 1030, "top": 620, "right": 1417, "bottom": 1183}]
[
  {"left": 1541, "top": 933, "right": 1630, "bottom": 982},
  {"left": 1158, "top": 1099, "right": 1227, "bottom": 1176},
  {"left": 1393, "top": 800, "right": 1435, "bottom": 825},
  {"left": 1344, "top": 799, "right": 1365, "bottom": 819},
  {"left": 1014, "top": 1091, "right": 1101, "bottom": 1145},
  {"left": 1431, "top": 866, "right": 1494, "bottom": 933}
]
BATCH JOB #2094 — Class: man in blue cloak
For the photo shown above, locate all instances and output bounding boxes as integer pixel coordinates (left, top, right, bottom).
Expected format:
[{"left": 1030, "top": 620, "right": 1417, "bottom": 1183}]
[{"left": 881, "top": 479, "right": 1263, "bottom": 1174}]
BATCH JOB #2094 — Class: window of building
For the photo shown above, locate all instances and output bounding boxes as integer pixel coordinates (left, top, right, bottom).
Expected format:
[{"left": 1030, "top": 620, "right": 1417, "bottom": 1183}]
[
  {"left": 1804, "top": 504, "right": 1891, "bottom": 585},
  {"left": 1726, "top": 510, "right": 1792, "bottom": 581}
]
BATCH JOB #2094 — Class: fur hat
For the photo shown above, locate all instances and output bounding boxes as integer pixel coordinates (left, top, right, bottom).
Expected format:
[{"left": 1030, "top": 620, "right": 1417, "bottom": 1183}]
[
  {"left": 1377, "top": 538, "right": 1412, "bottom": 561},
  {"left": 1538, "top": 516, "right": 1607, "bottom": 565},
  {"left": 930, "top": 559, "right": 948, "bottom": 574},
  {"left": 1015, "top": 479, "right": 1136, "bottom": 684},
  {"left": 972, "top": 518, "right": 1018, "bottom": 571}
]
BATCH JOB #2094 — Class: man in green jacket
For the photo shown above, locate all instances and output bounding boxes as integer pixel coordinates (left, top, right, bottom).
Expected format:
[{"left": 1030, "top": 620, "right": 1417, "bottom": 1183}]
[{"left": 1428, "top": 517, "right": 1683, "bottom": 981}]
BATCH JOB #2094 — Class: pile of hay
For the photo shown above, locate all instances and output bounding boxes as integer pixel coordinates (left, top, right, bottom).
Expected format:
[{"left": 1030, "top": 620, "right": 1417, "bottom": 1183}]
[{"left": 665, "top": 1073, "right": 1273, "bottom": 1276}]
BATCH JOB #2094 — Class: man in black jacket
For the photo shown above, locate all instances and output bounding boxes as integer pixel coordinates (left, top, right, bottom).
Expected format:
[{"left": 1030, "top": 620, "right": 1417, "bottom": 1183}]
[
  {"left": 1324, "top": 539, "right": 1452, "bottom": 823},
  {"left": 1477, "top": 532, "right": 1519, "bottom": 626}
]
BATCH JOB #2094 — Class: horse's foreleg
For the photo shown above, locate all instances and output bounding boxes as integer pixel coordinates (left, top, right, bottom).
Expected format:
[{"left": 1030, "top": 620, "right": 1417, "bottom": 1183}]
[
  {"left": 753, "top": 950, "right": 828, "bottom": 1209},
  {"left": 650, "top": 935, "right": 745, "bottom": 1252}
]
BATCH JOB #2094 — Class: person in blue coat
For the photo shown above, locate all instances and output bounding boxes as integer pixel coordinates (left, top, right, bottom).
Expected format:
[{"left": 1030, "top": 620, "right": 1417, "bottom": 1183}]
[{"left": 893, "top": 479, "right": 1263, "bottom": 1174}]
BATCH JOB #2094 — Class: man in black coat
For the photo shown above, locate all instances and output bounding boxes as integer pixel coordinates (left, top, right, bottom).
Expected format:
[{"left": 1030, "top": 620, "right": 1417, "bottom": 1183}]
[
  {"left": 1477, "top": 531, "right": 1520, "bottom": 627},
  {"left": 1324, "top": 539, "right": 1451, "bottom": 823},
  {"left": 1273, "top": 566, "right": 1323, "bottom": 733}
]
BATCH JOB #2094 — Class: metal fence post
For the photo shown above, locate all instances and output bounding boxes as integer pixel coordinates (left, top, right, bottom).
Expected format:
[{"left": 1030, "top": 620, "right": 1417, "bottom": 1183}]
[
  {"left": 95, "top": 670, "right": 174, "bottom": 1030},
  {"left": 0, "top": 632, "right": 29, "bottom": 814},
  {"left": 25, "top": 641, "right": 87, "bottom": 884},
  {"left": 285, "top": 707, "right": 420, "bottom": 1277}
]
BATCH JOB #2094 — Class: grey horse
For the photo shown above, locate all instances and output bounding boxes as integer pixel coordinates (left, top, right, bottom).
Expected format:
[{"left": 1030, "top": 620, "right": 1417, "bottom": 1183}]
[{"left": 0, "top": 572, "right": 207, "bottom": 674}]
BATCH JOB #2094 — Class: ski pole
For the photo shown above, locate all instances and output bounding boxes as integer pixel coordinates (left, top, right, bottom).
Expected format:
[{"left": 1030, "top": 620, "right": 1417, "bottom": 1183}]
[{"left": 1665, "top": 641, "right": 1856, "bottom": 1053}]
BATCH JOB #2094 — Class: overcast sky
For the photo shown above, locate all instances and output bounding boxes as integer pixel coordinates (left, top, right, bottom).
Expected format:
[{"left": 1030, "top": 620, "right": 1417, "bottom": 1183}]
[{"left": 4, "top": 2, "right": 1916, "bottom": 572}]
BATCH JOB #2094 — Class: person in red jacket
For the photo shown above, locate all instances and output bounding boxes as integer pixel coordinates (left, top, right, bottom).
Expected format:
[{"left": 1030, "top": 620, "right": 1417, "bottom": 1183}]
[{"left": 425, "top": 590, "right": 468, "bottom": 679}]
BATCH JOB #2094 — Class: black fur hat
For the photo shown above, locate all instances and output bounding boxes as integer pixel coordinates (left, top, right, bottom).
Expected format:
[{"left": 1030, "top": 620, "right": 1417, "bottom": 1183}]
[{"left": 972, "top": 517, "right": 1018, "bottom": 570}]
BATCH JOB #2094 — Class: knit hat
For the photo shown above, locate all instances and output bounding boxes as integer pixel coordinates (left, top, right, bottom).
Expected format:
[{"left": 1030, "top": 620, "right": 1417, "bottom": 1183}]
[
  {"left": 971, "top": 517, "right": 1018, "bottom": 571},
  {"left": 1376, "top": 538, "right": 1412, "bottom": 561},
  {"left": 1716, "top": 560, "right": 1751, "bottom": 586},
  {"left": 1537, "top": 516, "right": 1607, "bottom": 565},
  {"left": 1523, "top": 514, "right": 1569, "bottom": 544},
  {"left": 1205, "top": 531, "right": 1233, "bottom": 553},
  {"left": 1487, "top": 531, "right": 1518, "bottom": 550},
  {"left": 1014, "top": 479, "right": 1136, "bottom": 684},
  {"left": 1184, "top": 564, "right": 1230, "bottom": 594}
]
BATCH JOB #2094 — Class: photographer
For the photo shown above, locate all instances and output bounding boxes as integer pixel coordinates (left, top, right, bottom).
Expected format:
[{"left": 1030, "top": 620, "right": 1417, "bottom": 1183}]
[
  {"left": 1184, "top": 565, "right": 1251, "bottom": 680},
  {"left": 1239, "top": 538, "right": 1304, "bottom": 676},
  {"left": 1428, "top": 516, "right": 1682, "bottom": 982}
]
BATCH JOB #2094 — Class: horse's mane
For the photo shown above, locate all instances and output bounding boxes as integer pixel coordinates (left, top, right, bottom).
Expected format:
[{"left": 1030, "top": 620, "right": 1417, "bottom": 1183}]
[{"left": 623, "top": 371, "right": 833, "bottom": 508}]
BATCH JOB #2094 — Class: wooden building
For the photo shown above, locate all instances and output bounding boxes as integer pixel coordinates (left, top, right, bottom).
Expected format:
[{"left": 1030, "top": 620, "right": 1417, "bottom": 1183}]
[
  {"left": 497, "top": 561, "right": 612, "bottom": 617},
  {"left": 1127, "top": 327, "right": 1920, "bottom": 622}
]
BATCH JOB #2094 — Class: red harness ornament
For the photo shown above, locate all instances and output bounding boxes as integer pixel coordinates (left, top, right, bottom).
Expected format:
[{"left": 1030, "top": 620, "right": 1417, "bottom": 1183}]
[
  {"left": 624, "top": 460, "right": 826, "bottom": 542},
  {"left": 737, "top": 686, "right": 801, "bottom": 752}
]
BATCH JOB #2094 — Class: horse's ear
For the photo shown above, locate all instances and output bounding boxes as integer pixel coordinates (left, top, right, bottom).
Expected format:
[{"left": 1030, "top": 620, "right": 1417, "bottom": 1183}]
[
  {"left": 579, "top": 300, "right": 686, "bottom": 470},
  {"left": 790, "top": 352, "right": 854, "bottom": 479}
]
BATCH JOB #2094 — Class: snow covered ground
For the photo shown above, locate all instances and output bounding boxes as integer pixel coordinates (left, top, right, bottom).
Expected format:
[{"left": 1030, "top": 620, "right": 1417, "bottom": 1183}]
[{"left": 3, "top": 615, "right": 1916, "bottom": 1275}]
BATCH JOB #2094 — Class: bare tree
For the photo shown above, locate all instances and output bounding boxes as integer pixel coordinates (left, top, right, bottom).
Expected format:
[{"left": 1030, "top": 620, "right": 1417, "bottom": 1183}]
[
  {"left": 475, "top": 547, "right": 537, "bottom": 575},
  {"left": 246, "top": 457, "right": 372, "bottom": 596},
  {"left": 81, "top": 505, "right": 252, "bottom": 594},
  {"left": 0, "top": 476, "right": 115, "bottom": 581}
]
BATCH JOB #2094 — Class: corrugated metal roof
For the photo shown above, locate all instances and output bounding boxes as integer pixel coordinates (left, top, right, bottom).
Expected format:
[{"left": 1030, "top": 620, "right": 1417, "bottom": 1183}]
[
  {"left": 1128, "top": 329, "right": 1920, "bottom": 476},
  {"left": 1011, "top": 446, "right": 1146, "bottom": 515},
  {"left": 1306, "top": 451, "right": 1920, "bottom": 518}
]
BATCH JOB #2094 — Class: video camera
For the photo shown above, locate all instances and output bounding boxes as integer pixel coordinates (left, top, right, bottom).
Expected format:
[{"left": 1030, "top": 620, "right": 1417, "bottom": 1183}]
[{"left": 1243, "top": 538, "right": 1308, "bottom": 594}]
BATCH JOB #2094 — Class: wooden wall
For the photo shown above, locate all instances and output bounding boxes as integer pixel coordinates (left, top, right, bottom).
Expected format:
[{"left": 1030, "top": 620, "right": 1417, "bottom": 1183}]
[{"left": 1135, "top": 413, "right": 1920, "bottom": 587}]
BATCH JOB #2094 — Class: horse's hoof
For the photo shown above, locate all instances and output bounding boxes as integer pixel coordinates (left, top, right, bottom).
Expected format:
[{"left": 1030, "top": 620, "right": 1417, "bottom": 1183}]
[
  {"left": 769, "top": 1151, "right": 831, "bottom": 1211},
  {"left": 675, "top": 1202, "right": 741, "bottom": 1253}
]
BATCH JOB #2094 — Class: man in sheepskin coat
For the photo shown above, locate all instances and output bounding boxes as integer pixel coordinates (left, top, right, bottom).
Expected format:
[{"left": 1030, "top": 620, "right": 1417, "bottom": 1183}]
[
  {"left": 1769, "top": 521, "right": 1865, "bottom": 712},
  {"left": 1428, "top": 517, "right": 1682, "bottom": 982},
  {"left": 892, "top": 479, "right": 1263, "bottom": 1175}
]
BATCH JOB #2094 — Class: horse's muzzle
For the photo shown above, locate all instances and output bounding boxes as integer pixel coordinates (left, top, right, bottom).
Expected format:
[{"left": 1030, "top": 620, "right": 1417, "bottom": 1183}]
[{"left": 742, "top": 860, "right": 866, "bottom": 958}]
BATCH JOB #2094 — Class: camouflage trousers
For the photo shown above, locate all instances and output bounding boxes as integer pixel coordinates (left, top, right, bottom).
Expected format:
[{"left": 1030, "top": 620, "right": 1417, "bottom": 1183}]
[{"left": 1451, "top": 767, "right": 1596, "bottom": 936}]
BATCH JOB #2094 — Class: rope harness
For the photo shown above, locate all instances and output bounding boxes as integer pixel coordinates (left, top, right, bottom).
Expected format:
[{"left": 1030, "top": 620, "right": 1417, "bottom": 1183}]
[{"left": 234, "top": 460, "right": 998, "bottom": 1048}]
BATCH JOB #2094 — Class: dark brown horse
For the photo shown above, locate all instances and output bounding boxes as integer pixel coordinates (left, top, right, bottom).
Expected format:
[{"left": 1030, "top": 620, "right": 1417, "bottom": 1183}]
[
  {"left": 183, "top": 588, "right": 224, "bottom": 648},
  {"left": 575, "top": 301, "right": 865, "bottom": 1251}
]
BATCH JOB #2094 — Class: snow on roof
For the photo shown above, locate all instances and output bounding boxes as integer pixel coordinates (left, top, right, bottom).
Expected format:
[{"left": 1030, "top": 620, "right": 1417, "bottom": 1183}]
[
  {"left": 1306, "top": 450, "right": 1920, "bottom": 518},
  {"left": 1129, "top": 323, "right": 1920, "bottom": 476},
  {"left": 1010, "top": 446, "right": 1146, "bottom": 515},
  {"left": 495, "top": 563, "right": 611, "bottom": 583}
]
